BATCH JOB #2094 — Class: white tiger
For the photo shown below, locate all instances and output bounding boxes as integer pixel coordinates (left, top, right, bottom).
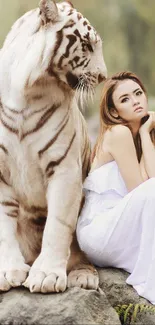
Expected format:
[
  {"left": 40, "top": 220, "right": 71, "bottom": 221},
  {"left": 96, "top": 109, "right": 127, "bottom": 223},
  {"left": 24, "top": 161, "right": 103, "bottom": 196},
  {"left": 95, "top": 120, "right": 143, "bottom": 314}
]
[{"left": 0, "top": 0, "right": 107, "bottom": 293}]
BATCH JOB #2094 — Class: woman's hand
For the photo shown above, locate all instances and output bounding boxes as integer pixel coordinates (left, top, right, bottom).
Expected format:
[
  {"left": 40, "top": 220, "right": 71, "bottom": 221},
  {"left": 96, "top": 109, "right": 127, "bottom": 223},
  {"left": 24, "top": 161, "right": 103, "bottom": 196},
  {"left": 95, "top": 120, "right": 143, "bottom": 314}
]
[{"left": 139, "top": 111, "right": 155, "bottom": 135}]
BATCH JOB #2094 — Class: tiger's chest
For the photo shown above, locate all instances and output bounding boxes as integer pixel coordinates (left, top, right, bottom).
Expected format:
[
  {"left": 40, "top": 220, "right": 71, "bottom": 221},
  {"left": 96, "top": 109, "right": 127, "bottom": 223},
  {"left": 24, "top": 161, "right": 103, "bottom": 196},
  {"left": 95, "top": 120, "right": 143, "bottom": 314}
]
[
  {"left": 5, "top": 139, "right": 46, "bottom": 207},
  {"left": 0, "top": 101, "right": 80, "bottom": 207}
]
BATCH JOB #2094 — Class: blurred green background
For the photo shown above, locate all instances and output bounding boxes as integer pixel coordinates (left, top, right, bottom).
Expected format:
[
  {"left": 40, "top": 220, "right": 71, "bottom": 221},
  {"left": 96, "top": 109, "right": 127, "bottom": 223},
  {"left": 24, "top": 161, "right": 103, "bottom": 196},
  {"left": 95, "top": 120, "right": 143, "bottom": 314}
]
[{"left": 0, "top": 0, "right": 155, "bottom": 121}]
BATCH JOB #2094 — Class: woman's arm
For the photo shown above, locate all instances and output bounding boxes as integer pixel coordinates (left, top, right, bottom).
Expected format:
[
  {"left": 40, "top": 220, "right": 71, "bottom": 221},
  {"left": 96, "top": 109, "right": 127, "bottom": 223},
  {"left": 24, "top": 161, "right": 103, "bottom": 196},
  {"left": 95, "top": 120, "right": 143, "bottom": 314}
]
[
  {"left": 140, "top": 154, "right": 149, "bottom": 181},
  {"left": 105, "top": 125, "right": 145, "bottom": 192},
  {"left": 140, "top": 132, "right": 155, "bottom": 178},
  {"left": 139, "top": 112, "right": 155, "bottom": 178}
]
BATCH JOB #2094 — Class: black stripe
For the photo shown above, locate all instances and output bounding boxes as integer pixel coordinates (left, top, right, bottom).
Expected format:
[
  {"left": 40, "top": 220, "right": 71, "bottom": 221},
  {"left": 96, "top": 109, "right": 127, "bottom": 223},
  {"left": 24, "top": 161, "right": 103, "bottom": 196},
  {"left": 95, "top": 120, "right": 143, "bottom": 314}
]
[
  {"left": 64, "top": 22, "right": 75, "bottom": 28},
  {"left": 1, "top": 107, "right": 14, "bottom": 121},
  {"left": 66, "top": 1, "right": 74, "bottom": 8},
  {"left": 71, "top": 58, "right": 88, "bottom": 70},
  {"left": 58, "top": 34, "right": 77, "bottom": 69},
  {"left": 68, "top": 56, "right": 80, "bottom": 69},
  {"left": 25, "top": 105, "right": 49, "bottom": 120},
  {"left": 74, "top": 29, "right": 83, "bottom": 42},
  {"left": 21, "top": 103, "right": 60, "bottom": 140},
  {"left": 83, "top": 20, "right": 88, "bottom": 26},
  {"left": 83, "top": 59, "right": 90, "bottom": 68},
  {"left": 45, "top": 131, "right": 76, "bottom": 177},
  {"left": 68, "top": 9, "right": 74, "bottom": 16},
  {"left": 24, "top": 205, "right": 47, "bottom": 214},
  {"left": 73, "top": 46, "right": 78, "bottom": 53},
  {"left": 8, "top": 108, "right": 23, "bottom": 114},
  {"left": 38, "top": 113, "right": 69, "bottom": 158},
  {"left": 1, "top": 118, "right": 18, "bottom": 135},
  {"left": 0, "top": 171, "right": 9, "bottom": 186},
  {"left": 48, "top": 30, "right": 63, "bottom": 75},
  {"left": 0, "top": 145, "right": 8, "bottom": 155},
  {"left": 6, "top": 213, "right": 17, "bottom": 218},
  {"left": 64, "top": 20, "right": 75, "bottom": 29},
  {"left": 1, "top": 201, "right": 19, "bottom": 207},
  {"left": 31, "top": 216, "right": 47, "bottom": 226}
]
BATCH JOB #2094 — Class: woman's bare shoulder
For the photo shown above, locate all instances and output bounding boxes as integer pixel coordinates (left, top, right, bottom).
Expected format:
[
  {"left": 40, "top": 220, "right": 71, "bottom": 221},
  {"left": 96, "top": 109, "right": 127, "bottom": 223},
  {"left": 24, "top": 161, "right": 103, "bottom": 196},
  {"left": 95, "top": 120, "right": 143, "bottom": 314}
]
[
  {"left": 109, "top": 125, "right": 131, "bottom": 136},
  {"left": 105, "top": 125, "right": 133, "bottom": 144}
]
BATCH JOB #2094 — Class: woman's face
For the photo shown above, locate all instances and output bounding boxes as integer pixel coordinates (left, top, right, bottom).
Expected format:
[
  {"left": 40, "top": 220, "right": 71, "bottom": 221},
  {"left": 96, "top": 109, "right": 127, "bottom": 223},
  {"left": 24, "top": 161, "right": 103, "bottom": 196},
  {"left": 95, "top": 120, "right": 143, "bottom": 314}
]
[{"left": 112, "top": 79, "right": 148, "bottom": 124}]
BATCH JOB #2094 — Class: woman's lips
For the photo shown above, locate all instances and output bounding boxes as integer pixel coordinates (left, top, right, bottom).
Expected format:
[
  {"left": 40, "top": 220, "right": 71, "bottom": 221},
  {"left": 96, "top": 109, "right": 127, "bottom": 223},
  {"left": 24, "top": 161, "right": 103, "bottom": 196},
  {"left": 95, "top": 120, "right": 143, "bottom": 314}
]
[{"left": 134, "top": 107, "right": 143, "bottom": 112}]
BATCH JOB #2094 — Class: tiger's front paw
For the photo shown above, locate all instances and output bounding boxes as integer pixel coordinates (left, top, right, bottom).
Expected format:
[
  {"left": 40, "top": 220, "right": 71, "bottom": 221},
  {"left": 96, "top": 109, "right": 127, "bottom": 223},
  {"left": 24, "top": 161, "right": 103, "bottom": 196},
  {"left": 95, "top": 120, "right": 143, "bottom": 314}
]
[
  {"left": 23, "top": 270, "right": 67, "bottom": 293},
  {"left": 67, "top": 266, "right": 99, "bottom": 290},
  {"left": 0, "top": 264, "right": 30, "bottom": 292},
  {"left": 23, "top": 254, "right": 67, "bottom": 293}
]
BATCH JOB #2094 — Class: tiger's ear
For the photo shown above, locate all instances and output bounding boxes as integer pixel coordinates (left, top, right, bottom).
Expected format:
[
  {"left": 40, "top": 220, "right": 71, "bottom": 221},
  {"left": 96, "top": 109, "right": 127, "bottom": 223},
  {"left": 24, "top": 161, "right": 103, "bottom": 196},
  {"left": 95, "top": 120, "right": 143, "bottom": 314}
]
[
  {"left": 39, "top": 0, "right": 59, "bottom": 24},
  {"left": 65, "top": 1, "right": 74, "bottom": 8}
]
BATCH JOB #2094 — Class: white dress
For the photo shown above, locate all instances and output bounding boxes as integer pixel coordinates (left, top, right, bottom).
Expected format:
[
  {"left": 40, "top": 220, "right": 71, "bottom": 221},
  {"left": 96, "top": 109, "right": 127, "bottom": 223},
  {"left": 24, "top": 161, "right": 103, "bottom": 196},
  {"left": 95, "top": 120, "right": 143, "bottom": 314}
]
[{"left": 76, "top": 161, "right": 155, "bottom": 304}]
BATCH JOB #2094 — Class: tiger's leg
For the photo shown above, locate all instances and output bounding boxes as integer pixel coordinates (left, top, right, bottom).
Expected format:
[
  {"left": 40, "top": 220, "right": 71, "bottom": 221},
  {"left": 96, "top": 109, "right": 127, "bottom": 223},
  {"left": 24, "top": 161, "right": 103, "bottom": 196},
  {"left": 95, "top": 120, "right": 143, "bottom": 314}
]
[
  {"left": 66, "top": 128, "right": 99, "bottom": 289},
  {"left": 0, "top": 183, "right": 30, "bottom": 291},
  {"left": 24, "top": 164, "right": 82, "bottom": 293},
  {"left": 67, "top": 235, "right": 99, "bottom": 290}
]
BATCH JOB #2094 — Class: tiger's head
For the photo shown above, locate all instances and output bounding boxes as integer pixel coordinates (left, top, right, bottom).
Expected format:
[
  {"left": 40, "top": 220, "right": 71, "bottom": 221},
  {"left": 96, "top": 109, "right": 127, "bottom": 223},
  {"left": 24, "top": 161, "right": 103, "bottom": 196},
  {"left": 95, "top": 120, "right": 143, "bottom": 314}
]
[{"left": 0, "top": 0, "right": 107, "bottom": 106}]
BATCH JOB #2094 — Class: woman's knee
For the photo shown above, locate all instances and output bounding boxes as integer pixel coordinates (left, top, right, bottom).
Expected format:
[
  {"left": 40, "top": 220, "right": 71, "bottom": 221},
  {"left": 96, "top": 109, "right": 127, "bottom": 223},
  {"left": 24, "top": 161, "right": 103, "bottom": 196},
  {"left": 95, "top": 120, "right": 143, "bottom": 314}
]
[
  {"left": 135, "top": 178, "right": 155, "bottom": 199},
  {"left": 77, "top": 225, "right": 100, "bottom": 257},
  {"left": 145, "top": 177, "right": 155, "bottom": 187}
]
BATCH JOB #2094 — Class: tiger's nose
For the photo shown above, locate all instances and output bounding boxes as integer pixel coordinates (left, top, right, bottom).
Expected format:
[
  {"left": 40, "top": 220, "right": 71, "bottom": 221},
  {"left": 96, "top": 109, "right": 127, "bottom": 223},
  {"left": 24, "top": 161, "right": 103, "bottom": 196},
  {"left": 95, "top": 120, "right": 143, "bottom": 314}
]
[{"left": 98, "top": 73, "right": 107, "bottom": 84}]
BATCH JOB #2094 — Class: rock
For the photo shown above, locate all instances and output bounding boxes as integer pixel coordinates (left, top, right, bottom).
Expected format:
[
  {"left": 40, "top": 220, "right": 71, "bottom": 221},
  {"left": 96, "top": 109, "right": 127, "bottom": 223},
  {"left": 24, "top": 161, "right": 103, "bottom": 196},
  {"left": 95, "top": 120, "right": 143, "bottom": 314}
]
[
  {"left": 1, "top": 264, "right": 155, "bottom": 325},
  {"left": 98, "top": 268, "right": 147, "bottom": 306},
  {"left": 0, "top": 286, "right": 121, "bottom": 325},
  {"left": 98, "top": 267, "right": 155, "bottom": 324}
]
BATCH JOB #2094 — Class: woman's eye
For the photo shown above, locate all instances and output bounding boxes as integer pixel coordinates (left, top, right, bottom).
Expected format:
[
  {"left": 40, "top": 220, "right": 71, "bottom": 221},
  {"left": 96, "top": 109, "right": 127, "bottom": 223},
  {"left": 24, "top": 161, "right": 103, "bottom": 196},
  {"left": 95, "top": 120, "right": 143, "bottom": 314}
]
[
  {"left": 136, "top": 90, "right": 143, "bottom": 96},
  {"left": 121, "top": 97, "right": 128, "bottom": 103}
]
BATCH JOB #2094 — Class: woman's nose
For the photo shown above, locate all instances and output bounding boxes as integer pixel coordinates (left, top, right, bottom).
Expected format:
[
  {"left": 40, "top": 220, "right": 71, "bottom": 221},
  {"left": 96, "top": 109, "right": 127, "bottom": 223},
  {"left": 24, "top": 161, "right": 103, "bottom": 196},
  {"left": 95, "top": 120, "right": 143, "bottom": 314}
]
[{"left": 133, "top": 97, "right": 140, "bottom": 105}]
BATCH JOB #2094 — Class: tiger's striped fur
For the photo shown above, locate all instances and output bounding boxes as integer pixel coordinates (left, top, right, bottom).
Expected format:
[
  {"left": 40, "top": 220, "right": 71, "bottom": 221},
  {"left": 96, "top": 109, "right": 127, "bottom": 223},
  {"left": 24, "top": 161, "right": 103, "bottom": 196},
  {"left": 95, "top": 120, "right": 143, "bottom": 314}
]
[{"left": 0, "top": 0, "right": 107, "bottom": 293}]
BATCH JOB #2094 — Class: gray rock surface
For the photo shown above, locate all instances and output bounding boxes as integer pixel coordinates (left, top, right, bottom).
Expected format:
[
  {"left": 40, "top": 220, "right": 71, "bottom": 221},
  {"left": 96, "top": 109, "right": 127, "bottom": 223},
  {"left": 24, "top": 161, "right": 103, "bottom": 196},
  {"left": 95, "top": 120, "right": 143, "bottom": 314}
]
[
  {"left": 98, "top": 268, "right": 147, "bottom": 306},
  {"left": 1, "top": 268, "right": 155, "bottom": 324},
  {"left": 98, "top": 268, "right": 155, "bottom": 325},
  {"left": 0, "top": 286, "right": 120, "bottom": 325}
]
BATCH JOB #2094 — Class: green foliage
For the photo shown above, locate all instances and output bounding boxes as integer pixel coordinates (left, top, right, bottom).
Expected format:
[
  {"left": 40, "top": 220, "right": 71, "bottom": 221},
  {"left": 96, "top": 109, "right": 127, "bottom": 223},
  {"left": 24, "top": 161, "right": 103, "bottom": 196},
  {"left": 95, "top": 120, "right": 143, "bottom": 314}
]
[{"left": 115, "top": 303, "right": 155, "bottom": 325}]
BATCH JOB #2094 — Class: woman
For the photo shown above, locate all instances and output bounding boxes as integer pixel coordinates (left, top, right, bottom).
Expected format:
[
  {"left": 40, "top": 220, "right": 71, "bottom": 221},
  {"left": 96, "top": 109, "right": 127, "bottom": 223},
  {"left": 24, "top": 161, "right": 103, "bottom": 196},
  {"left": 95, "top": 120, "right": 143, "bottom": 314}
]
[{"left": 77, "top": 71, "right": 155, "bottom": 304}]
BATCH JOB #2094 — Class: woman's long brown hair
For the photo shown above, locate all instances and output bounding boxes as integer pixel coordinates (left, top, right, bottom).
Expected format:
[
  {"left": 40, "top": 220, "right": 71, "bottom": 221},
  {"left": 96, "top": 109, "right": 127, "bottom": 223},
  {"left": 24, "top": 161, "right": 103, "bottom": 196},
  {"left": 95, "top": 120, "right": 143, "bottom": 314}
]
[{"left": 91, "top": 71, "right": 154, "bottom": 163}]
